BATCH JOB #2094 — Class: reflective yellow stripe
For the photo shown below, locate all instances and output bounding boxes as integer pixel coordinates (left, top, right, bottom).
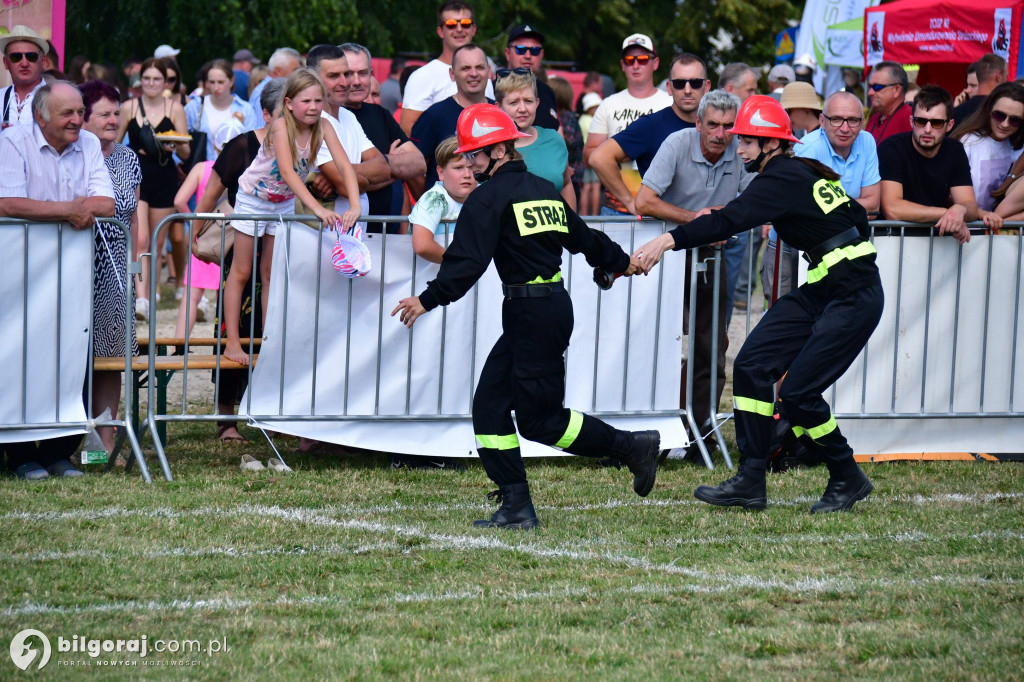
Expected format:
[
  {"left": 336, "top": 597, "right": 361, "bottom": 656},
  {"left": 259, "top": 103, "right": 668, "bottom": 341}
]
[
  {"left": 476, "top": 433, "right": 520, "bottom": 450},
  {"left": 527, "top": 271, "right": 562, "bottom": 284},
  {"left": 733, "top": 396, "right": 775, "bottom": 417},
  {"left": 554, "top": 409, "right": 583, "bottom": 449},
  {"left": 806, "top": 241, "right": 877, "bottom": 284},
  {"left": 792, "top": 415, "right": 838, "bottom": 441}
]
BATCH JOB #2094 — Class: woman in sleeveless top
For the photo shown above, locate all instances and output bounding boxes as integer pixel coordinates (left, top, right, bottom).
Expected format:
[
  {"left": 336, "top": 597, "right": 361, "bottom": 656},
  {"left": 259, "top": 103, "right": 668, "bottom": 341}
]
[{"left": 117, "top": 57, "right": 189, "bottom": 321}]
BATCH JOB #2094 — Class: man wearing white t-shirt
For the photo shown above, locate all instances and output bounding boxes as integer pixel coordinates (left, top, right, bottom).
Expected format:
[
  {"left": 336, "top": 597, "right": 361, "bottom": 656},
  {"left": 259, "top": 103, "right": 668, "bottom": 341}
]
[
  {"left": 399, "top": 1, "right": 495, "bottom": 136},
  {"left": 582, "top": 33, "right": 672, "bottom": 215},
  {"left": 306, "top": 45, "right": 390, "bottom": 216}
]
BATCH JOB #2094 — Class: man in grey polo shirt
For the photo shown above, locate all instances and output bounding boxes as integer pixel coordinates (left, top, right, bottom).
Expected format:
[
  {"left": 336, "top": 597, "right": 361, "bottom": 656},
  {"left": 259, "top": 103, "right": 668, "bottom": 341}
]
[{"left": 634, "top": 89, "right": 751, "bottom": 459}]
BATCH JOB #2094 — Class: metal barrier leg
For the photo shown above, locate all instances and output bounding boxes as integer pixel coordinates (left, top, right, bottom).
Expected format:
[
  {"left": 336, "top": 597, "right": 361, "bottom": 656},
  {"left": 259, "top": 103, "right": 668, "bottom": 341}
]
[
  {"left": 685, "top": 249, "right": 714, "bottom": 469},
  {"left": 708, "top": 249, "right": 732, "bottom": 468}
]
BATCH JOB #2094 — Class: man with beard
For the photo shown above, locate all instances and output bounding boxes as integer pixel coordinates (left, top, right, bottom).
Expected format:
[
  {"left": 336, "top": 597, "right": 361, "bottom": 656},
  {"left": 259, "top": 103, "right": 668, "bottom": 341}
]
[{"left": 878, "top": 85, "right": 994, "bottom": 242}]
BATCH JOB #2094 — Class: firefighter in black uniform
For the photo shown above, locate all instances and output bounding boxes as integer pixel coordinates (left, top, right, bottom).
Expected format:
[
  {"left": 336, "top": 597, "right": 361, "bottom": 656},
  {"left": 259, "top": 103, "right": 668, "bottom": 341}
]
[
  {"left": 635, "top": 95, "right": 883, "bottom": 513},
  {"left": 392, "top": 104, "right": 660, "bottom": 529}
]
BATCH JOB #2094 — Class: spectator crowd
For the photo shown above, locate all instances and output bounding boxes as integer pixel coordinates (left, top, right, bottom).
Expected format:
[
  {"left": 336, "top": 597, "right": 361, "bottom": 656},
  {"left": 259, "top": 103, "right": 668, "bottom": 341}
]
[{"left": 2, "top": 1, "right": 1023, "bottom": 476}]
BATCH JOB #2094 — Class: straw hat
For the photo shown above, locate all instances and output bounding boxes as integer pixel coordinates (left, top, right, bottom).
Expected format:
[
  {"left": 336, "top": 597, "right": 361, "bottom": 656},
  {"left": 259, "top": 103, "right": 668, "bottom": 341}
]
[
  {"left": 0, "top": 25, "right": 49, "bottom": 56},
  {"left": 780, "top": 82, "right": 822, "bottom": 112}
]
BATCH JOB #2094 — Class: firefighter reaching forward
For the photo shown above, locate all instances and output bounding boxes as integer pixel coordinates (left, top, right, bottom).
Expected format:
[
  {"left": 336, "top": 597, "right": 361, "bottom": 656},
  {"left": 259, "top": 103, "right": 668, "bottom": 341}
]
[
  {"left": 393, "top": 104, "right": 660, "bottom": 529},
  {"left": 635, "top": 95, "right": 884, "bottom": 513}
]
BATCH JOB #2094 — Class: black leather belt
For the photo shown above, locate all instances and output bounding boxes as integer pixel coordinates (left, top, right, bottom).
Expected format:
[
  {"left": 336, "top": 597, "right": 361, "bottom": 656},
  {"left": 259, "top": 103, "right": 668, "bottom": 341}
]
[
  {"left": 803, "top": 227, "right": 862, "bottom": 263},
  {"left": 502, "top": 280, "right": 566, "bottom": 299}
]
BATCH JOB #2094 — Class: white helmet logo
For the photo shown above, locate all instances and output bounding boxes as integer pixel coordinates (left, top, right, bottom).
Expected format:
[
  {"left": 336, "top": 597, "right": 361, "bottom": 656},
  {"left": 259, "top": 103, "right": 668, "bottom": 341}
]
[
  {"left": 472, "top": 120, "right": 503, "bottom": 137},
  {"left": 749, "top": 109, "right": 781, "bottom": 128}
]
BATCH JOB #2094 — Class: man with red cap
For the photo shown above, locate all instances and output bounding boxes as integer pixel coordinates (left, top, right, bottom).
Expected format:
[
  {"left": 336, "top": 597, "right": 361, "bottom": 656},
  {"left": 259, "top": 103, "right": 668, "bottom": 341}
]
[
  {"left": 393, "top": 103, "right": 659, "bottom": 529},
  {"left": 634, "top": 95, "right": 883, "bottom": 514}
]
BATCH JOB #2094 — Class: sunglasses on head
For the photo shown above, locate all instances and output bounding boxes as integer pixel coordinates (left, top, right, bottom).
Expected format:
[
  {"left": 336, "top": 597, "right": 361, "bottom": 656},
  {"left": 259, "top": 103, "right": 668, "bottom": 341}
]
[
  {"left": 7, "top": 51, "right": 40, "bottom": 64},
  {"left": 495, "top": 67, "right": 531, "bottom": 79},
  {"left": 912, "top": 116, "right": 948, "bottom": 128},
  {"left": 670, "top": 77, "right": 705, "bottom": 90},
  {"left": 868, "top": 82, "right": 898, "bottom": 92},
  {"left": 511, "top": 45, "right": 543, "bottom": 56},
  {"left": 622, "top": 54, "right": 651, "bottom": 66},
  {"left": 991, "top": 109, "right": 1024, "bottom": 127},
  {"left": 442, "top": 18, "right": 474, "bottom": 29}
]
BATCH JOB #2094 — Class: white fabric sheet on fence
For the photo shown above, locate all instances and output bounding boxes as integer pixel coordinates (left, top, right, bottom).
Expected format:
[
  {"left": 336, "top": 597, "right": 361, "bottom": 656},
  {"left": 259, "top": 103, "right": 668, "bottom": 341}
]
[
  {"left": 833, "top": 235, "right": 1024, "bottom": 453},
  {"left": 241, "top": 223, "right": 689, "bottom": 457},
  {"left": 0, "top": 224, "right": 91, "bottom": 442}
]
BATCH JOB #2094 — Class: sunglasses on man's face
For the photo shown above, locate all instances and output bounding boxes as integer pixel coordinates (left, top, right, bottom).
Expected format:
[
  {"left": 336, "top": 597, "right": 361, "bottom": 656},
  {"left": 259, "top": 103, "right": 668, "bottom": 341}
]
[
  {"left": 622, "top": 54, "right": 651, "bottom": 66},
  {"left": 868, "top": 82, "right": 898, "bottom": 92},
  {"left": 495, "top": 67, "right": 531, "bottom": 79},
  {"left": 442, "top": 18, "right": 474, "bottom": 29},
  {"left": 7, "top": 51, "right": 40, "bottom": 64},
  {"left": 670, "top": 78, "right": 706, "bottom": 90},
  {"left": 511, "top": 45, "right": 542, "bottom": 56},
  {"left": 991, "top": 109, "right": 1024, "bottom": 127},
  {"left": 911, "top": 116, "right": 948, "bottom": 129}
]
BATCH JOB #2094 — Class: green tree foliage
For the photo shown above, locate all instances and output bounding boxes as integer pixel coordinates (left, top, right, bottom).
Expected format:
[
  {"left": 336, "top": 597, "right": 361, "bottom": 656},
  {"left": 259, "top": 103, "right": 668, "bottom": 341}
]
[{"left": 66, "top": 0, "right": 798, "bottom": 88}]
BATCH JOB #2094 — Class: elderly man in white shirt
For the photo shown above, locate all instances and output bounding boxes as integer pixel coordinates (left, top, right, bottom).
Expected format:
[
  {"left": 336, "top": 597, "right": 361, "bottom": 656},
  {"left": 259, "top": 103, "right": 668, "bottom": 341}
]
[{"left": 0, "top": 81, "right": 115, "bottom": 480}]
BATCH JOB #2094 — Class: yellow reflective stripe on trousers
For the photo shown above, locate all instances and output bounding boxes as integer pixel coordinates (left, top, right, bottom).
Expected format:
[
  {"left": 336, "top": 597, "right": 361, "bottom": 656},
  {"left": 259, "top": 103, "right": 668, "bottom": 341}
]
[
  {"left": 733, "top": 396, "right": 775, "bottom": 417},
  {"left": 792, "top": 415, "right": 838, "bottom": 441},
  {"left": 806, "top": 241, "right": 876, "bottom": 284},
  {"left": 554, "top": 409, "right": 583, "bottom": 449},
  {"left": 476, "top": 434, "right": 520, "bottom": 450},
  {"left": 527, "top": 271, "right": 562, "bottom": 284}
]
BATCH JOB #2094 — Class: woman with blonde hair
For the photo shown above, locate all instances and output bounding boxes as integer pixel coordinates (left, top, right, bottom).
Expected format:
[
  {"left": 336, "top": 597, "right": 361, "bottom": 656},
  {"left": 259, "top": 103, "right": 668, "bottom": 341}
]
[{"left": 495, "top": 68, "right": 576, "bottom": 210}]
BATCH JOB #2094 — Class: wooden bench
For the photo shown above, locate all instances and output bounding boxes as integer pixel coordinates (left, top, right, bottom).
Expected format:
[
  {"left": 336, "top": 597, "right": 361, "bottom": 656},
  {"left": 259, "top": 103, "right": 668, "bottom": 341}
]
[{"left": 93, "top": 338, "right": 261, "bottom": 444}]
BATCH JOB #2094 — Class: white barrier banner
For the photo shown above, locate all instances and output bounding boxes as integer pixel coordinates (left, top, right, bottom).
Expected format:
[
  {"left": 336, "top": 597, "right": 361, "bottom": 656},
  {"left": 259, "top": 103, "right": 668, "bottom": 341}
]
[
  {"left": 835, "top": 235, "right": 1024, "bottom": 453},
  {"left": 242, "top": 223, "right": 689, "bottom": 457},
  {"left": 0, "top": 224, "right": 90, "bottom": 441}
]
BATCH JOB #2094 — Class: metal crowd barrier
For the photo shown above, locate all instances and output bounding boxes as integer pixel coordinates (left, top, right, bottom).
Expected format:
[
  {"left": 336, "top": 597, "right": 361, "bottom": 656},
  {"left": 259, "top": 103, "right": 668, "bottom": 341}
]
[
  {"left": 140, "top": 214, "right": 693, "bottom": 480},
  {"left": 132, "top": 213, "right": 1024, "bottom": 481},
  {"left": 0, "top": 218, "right": 148, "bottom": 480},
  {"left": 723, "top": 221, "right": 1024, "bottom": 460}
]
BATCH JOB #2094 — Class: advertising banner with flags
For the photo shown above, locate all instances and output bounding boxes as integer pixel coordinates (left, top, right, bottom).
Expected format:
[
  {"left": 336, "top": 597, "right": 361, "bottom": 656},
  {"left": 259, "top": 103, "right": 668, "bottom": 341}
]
[{"left": 865, "top": 0, "right": 1021, "bottom": 78}]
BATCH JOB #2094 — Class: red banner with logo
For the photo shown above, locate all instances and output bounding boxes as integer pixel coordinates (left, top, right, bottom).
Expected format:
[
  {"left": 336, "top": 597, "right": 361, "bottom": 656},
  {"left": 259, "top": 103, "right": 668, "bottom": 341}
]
[{"left": 865, "top": 0, "right": 1021, "bottom": 78}]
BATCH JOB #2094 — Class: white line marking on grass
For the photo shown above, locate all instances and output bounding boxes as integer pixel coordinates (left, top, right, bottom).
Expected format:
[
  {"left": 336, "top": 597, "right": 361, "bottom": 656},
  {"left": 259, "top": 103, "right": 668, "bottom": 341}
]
[{"left": 3, "top": 491, "right": 1021, "bottom": 526}]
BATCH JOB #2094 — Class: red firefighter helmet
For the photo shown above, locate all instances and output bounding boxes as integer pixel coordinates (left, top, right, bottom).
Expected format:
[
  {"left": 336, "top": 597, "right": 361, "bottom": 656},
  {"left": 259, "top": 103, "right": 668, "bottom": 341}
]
[
  {"left": 455, "top": 103, "right": 530, "bottom": 153},
  {"left": 728, "top": 95, "right": 801, "bottom": 143}
]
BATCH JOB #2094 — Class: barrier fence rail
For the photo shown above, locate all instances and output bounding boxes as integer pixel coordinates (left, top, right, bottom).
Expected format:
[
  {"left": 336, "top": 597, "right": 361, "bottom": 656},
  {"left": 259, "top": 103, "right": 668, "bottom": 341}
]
[
  {"left": 3, "top": 216, "right": 1022, "bottom": 483},
  {"left": 141, "top": 214, "right": 689, "bottom": 480},
  {"left": 0, "top": 218, "right": 148, "bottom": 480}
]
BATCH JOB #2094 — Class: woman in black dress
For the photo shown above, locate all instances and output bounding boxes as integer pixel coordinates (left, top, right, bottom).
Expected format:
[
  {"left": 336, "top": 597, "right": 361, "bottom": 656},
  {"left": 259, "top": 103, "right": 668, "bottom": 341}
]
[{"left": 116, "top": 57, "right": 189, "bottom": 321}]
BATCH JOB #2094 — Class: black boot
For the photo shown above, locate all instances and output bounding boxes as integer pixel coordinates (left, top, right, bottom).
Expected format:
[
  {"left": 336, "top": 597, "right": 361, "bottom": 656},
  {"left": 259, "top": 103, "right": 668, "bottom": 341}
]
[
  {"left": 810, "top": 466, "right": 873, "bottom": 514},
  {"left": 693, "top": 461, "right": 767, "bottom": 510},
  {"left": 612, "top": 430, "right": 660, "bottom": 497},
  {"left": 473, "top": 483, "right": 539, "bottom": 529}
]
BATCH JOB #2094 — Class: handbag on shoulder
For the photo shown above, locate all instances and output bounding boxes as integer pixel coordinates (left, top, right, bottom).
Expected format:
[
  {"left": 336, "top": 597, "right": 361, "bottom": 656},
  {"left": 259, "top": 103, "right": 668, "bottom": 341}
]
[
  {"left": 191, "top": 217, "right": 233, "bottom": 265},
  {"left": 136, "top": 99, "right": 169, "bottom": 166}
]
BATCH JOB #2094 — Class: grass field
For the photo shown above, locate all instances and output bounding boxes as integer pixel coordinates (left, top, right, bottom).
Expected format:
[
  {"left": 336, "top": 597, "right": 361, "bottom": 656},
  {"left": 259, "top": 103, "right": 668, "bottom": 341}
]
[{"left": 1, "top": 420, "right": 1022, "bottom": 681}]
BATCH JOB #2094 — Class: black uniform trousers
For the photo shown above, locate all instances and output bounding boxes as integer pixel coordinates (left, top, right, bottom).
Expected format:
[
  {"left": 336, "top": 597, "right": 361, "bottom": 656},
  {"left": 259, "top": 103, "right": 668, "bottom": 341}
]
[
  {"left": 731, "top": 274, "right": 884, "bottom": 473},
  {"left": 681, "top": 246, "right": 729, "bottom": 438},
  {"left": 472, "top": 291, "right": 626, "bottom": 487}
]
